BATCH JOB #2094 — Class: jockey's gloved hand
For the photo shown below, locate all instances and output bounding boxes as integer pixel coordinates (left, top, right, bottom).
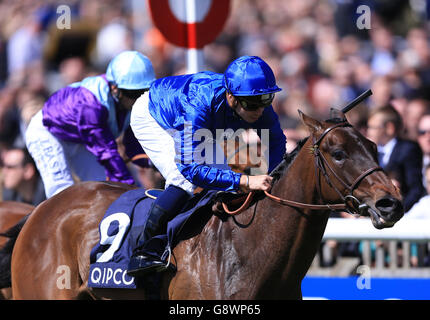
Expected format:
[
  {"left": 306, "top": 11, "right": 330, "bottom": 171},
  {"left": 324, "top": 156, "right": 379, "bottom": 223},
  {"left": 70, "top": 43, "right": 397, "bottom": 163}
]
[{"left": 239, "top": 174, "right": 272, "bottom": 193}]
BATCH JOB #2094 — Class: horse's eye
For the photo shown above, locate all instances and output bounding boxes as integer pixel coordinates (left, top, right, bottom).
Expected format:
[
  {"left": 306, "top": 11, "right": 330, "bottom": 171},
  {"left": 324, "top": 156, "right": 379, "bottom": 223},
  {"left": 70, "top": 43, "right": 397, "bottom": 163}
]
[{"left": 332, "top": 150, "right": 346, "bottom": 162}]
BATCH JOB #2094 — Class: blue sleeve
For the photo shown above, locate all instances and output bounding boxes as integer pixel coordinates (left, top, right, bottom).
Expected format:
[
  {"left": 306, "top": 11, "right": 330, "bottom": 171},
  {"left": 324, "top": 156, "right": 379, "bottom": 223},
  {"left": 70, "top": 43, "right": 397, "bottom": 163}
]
[
  {"left": 176, "top": 98, "right": 242, "bottom": 191},
  {"left": 177, "top": 162, "right": 242, "bottom": 191}
]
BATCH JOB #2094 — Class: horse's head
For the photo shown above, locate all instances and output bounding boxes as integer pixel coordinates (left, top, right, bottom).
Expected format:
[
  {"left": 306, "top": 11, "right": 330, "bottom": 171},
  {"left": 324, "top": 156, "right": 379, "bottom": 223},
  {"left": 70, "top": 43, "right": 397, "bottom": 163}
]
[{"left": 299, "top": 109, "right": 404, "bottom": 229}]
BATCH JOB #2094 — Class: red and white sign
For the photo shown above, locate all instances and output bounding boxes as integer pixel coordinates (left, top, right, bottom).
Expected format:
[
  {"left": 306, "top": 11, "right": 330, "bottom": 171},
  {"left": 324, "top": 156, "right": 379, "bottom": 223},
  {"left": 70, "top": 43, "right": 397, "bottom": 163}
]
[{"left": 148, "top": 0, "right": 230, "bottom": 49}]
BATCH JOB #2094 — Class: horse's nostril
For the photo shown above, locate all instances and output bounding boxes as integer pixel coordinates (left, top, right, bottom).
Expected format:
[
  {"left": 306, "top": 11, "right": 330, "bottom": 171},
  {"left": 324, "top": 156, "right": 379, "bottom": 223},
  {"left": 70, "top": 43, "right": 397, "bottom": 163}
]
[
  {"left": 375, "top": 196, "right": 403, "bottom": 216},
  {"left": 376, "top": 197, "right": 395, "bottom": 209}
]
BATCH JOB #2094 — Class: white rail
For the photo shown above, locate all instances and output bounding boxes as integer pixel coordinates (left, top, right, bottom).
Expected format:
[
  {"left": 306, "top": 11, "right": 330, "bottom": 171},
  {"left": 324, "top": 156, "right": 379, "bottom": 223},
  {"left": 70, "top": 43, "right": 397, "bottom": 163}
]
[
  {"left": 323, "top": 218, "right": 430, "bottom": 242},
  {"left": 309, "top": 217, "right": 430, "bottom": 276}
]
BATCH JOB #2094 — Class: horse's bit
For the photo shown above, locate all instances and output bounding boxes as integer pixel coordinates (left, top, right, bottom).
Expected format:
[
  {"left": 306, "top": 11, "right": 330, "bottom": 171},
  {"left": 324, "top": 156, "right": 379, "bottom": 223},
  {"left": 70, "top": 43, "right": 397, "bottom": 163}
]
[{"left": 223, "top": 121, "right": 383, "bottom": 215}]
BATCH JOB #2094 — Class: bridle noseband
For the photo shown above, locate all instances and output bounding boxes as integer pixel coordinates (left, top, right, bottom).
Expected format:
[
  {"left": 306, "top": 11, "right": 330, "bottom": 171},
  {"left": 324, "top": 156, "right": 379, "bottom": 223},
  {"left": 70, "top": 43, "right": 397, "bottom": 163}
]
[
  {"left": 306, "top": 121, "right": 383, "bottom": 214},
  {"left": 223, "top": 121, "right": 383, "bottom": 215}
]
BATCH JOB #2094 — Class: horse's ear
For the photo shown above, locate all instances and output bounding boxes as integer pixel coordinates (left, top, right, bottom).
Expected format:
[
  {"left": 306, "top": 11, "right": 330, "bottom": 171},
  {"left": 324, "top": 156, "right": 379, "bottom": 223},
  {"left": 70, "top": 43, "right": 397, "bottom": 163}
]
[
  {"left": 298, "top": 110, "right": 323, "bottom": 134},
  {"left": 329, "top": 108, "right": 347, "bottom": 122}
]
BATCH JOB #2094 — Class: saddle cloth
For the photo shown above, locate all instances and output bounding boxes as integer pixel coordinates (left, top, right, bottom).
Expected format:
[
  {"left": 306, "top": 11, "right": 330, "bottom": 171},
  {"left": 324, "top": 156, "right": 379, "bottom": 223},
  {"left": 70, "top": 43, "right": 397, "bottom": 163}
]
[{"left": 88, "top": 188, "right": 218, "bottom": 289}]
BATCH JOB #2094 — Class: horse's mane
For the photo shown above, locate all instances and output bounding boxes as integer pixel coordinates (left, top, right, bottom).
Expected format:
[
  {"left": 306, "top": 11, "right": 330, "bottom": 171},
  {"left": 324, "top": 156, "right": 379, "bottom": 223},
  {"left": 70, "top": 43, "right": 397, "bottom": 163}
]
[{"left": 270, "top": 136, "right": 309, "bottom": 181}]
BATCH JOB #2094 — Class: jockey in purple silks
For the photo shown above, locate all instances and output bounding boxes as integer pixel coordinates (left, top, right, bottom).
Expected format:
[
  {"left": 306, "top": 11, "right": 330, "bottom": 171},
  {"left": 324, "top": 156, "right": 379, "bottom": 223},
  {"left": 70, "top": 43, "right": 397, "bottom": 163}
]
[{"left": 25, "top": 51, "right": 155, "bottom": 198}]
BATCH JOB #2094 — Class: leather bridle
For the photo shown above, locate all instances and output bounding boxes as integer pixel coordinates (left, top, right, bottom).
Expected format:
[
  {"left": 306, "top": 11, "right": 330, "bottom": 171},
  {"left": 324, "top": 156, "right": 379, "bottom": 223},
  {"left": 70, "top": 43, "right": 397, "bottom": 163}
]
[{"left": 223, "top": 121, "right": 383, "bottom": 215}]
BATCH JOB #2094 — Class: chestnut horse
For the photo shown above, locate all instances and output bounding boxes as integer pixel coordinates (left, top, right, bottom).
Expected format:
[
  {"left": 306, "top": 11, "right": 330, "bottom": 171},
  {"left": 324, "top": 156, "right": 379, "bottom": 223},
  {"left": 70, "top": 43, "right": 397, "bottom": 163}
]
[
  {"left": 0, "top": 201, "right": 34, "bottom": 299},
  {"left": 8, "top": 110, "right": 403, "bottom": 299}
]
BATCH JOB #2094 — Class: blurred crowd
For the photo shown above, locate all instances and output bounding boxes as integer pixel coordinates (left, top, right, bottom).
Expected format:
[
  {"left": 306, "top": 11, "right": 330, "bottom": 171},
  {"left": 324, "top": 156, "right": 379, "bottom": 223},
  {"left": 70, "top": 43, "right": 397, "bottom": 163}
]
[{"left": 1, "top": 0, "right": 430, "bottom": 265}]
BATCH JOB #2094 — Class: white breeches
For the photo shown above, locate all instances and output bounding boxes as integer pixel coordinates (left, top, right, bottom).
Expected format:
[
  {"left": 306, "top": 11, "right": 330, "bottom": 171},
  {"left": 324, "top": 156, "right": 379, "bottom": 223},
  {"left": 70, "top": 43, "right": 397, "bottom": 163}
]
[{"left": 25, "top": 110, "right": 106, "bottom": 198}]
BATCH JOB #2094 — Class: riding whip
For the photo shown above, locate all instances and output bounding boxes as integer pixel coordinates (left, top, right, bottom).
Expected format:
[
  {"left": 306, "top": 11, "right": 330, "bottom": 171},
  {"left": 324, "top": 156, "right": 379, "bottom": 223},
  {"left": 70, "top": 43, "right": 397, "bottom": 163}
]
[{"left": 341, "top": 89, "right": 372, "bottom": 113}]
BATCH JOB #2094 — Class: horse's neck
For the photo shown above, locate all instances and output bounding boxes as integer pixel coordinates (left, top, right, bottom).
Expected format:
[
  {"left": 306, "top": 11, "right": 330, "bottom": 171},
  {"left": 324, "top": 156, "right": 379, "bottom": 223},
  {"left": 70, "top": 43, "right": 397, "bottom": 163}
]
[
  {"left": 179, "top": 148, "right": 331, "bottom": 299},
  {"left": 248, "top": 150, "right": 330, "bottom": 297}
]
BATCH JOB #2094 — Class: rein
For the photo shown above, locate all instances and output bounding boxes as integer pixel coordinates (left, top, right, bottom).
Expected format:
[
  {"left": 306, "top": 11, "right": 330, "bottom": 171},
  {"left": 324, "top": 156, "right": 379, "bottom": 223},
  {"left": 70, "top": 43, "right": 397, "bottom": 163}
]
[
  {"left": 126, "top": 154, "right": 149, "bottom": 163},
  {"left": 222, "top": 121, "right": 383, "bottom": 215}
]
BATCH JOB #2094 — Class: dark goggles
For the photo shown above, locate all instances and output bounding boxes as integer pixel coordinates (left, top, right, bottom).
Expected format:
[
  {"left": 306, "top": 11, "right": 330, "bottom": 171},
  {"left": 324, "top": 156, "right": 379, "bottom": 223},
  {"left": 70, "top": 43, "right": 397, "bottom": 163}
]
[
  {"left": 121, "top": 88, "right": 149, "bottom": 100},
  {"left": 418, "top": 129, "right": 430, "bottom": 136},
  {"left": 236, "top": 93, "right": 275, "bottom": 111}
]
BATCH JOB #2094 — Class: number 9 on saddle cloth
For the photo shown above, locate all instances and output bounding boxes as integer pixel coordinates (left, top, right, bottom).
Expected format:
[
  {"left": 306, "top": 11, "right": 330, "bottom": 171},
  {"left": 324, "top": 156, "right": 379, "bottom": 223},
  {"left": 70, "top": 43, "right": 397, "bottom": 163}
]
[{"left": 88, "top": 188, "right": 217, "bottom": 289}]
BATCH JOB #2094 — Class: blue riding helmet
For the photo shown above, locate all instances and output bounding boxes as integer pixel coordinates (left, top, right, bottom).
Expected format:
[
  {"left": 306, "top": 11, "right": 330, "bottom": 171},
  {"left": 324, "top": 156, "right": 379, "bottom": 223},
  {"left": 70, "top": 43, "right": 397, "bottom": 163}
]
[
  {"left": 106, "top": 51, "right": 156, "bottom": 90},
  {"left": 223, "top": 55, "right": 282, "bottom": 96}
]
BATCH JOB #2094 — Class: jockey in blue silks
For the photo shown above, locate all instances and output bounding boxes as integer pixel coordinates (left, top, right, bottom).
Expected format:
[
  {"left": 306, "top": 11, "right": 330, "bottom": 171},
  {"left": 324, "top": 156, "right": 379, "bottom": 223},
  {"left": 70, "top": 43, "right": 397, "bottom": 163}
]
[
  {"left": 25, "top": 51, "right": 155, "bottom": 198},
  {"left": 127, "top": 56, "right": 286, "bottom": 276}
]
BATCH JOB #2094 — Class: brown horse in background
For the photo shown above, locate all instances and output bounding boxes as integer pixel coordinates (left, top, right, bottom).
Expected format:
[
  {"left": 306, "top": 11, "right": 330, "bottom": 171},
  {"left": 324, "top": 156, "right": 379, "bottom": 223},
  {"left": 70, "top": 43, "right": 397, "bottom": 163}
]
[
  {"left": 0, "top": 202, "right": 33, "bottom": 248},
  {"left": 0, "top": 201, "right": 33, "bottom": 299},
  {"left": 8, "top": 110, "right": 404, "bottom": 299}
]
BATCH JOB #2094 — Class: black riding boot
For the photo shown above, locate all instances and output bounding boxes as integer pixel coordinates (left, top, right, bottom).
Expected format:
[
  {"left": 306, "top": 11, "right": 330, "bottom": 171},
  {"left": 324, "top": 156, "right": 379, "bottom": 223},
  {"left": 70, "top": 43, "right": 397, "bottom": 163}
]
[{"left": 127, "top": 185, "right": 190, "bottom": 277}]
